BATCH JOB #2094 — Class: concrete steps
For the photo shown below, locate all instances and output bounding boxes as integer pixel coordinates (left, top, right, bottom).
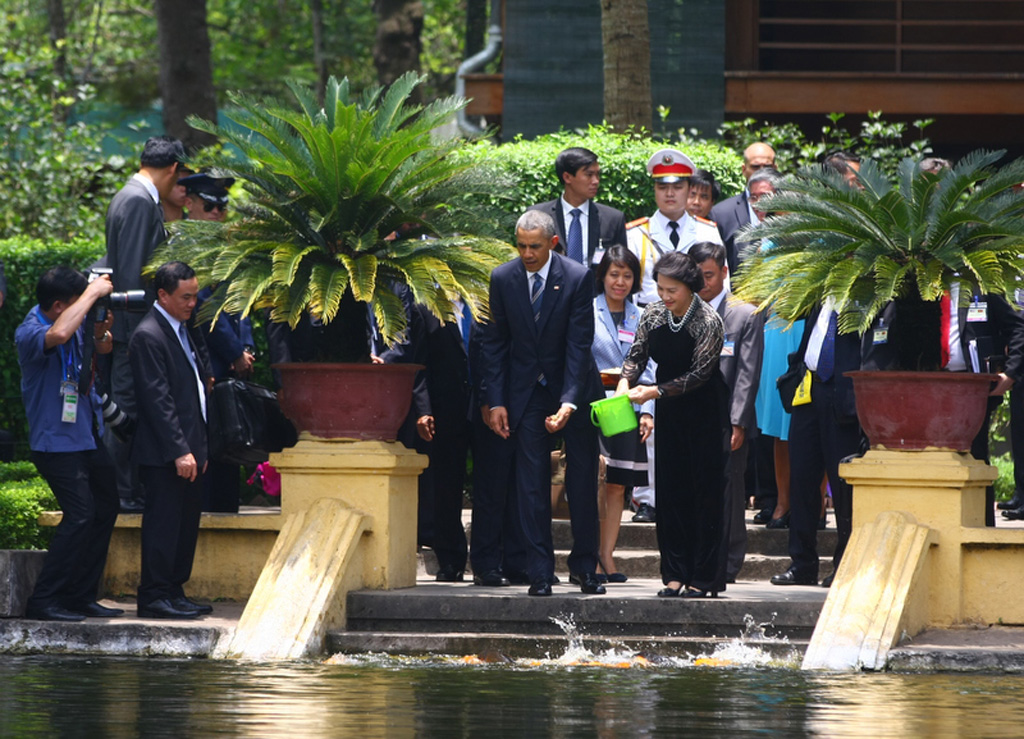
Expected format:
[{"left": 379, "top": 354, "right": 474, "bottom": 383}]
[
  {"left": 329, "top": 577, "right": 825, "bottom": 659},
  {"left": 419, "top": 510, "right": 838, "bottom": 583},
  {"left": 332, "top": 507, "right": 837, "bottom": 658}
]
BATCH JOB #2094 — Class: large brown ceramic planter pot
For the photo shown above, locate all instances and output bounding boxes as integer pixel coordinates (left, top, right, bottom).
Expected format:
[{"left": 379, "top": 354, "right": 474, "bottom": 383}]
[
  {"left": 273, "top": 363, "right": 421, "bottom": 440},
  {"left": 846, "top": 370, "right": 998, "bottom": 451}
]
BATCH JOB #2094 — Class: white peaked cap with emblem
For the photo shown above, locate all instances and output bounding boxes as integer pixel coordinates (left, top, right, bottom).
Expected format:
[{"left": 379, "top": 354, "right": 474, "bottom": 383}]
[{"left": 646, "top": 149, "right": 696, "bottom": 183}]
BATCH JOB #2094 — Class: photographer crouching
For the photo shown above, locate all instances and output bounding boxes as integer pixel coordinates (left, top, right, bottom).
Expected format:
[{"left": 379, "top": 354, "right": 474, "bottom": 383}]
[{"left": 15, "top": 267, "right": 123, "bottom": 621}]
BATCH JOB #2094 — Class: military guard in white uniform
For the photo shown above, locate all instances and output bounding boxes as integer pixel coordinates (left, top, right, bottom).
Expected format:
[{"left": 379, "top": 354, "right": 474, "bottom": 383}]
[{"left": 627, "top": 148, "right": 723, "bottom": 306}]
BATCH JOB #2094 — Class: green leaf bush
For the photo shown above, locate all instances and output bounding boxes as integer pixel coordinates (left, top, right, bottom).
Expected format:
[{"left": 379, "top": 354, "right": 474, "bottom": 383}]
[
  {"left": 457, "top": 124, "right": 745, "bottom": 226},
  {"left": 0, "top": 461, "right": 56, "bottom": 550}
]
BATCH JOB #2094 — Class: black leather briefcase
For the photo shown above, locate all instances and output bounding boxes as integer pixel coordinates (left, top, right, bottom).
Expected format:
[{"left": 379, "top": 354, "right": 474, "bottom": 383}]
[{"left": 209, "top": 379, "right": 298, "bottom": 465}]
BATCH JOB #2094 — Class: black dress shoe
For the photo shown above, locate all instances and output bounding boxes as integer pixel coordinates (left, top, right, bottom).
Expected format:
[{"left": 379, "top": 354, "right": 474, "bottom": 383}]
[
  {"left": 70, "top": 602, "right": 125, "bottom": 618},
  {"left": 25, "top": 605, "right": 86, "bottom": 622},
  {"left": 528, "top": 580, "right": 552, "bottom": 596},
  {"left": 435, "top": 565, "right": 465, "bottom": 582},
  {"left": 1002, "top": 506, "right": 1024, "bottom": 520},
  {"left": 137, "top": 599, "right": 200, "bottom": 619},
  {"left": 752, "top": 506, "right": 774, "bottom": 524},
  {"left": 765, "top": 512, "right": 790, "bottom": 529},
  {"left": 119, "top": 498, "right": 145, "bottom": 514},
  {"left": 569, "top": 572, "right": 607, "bottom": 595},
  {"left": 770, "top": 569, "right": 817, "bottom": 586},
  {"left": 998, "top": 494, "right": 1023, "bottom": 510},
  {"left": 171, "top": 597, "right": 213, "bottom": 615},
  {"left": 631, "top": 503, "right": 656, "bottom": 523},
  {"left": 472, "top": 570, "right": 510, "bottom": 587},
  {"left": 821, "top": 573, "right": 835, "bottom": 588}
]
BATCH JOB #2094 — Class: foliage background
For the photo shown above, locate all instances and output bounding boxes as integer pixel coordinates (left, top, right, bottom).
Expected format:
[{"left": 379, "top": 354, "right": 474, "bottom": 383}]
[{"left": 0, "top": 462, "right": 57, "bottom": 550}]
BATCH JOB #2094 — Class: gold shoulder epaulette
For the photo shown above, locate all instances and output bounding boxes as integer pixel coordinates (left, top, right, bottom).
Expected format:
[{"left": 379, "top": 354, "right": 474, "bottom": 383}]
[
  {"left": 695, "top": 215, "right": 717, "bottom": 226},
  {"left": 626, "top": 217, "right": 650, "bottom": 230}
]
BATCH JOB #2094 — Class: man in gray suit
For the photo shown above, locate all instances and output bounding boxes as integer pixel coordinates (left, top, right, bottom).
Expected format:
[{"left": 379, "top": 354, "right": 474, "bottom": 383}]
[
  {"left": 103, "top": 135, "right": 186, "bottom": 512},
  {"left": 527, "top": 147, "right": 628, "bottom": 281},
  {"left": 691, "top": 241, "right": 764, "bottom": 583},
  {"left": 710, "top": 142, "right": 776, "bottom": 275}
]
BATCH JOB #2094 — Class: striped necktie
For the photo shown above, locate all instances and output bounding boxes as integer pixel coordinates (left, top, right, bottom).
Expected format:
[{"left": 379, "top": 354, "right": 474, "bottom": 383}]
[{"left": 531, "top": 273, "right": 544, "bottom": 322}]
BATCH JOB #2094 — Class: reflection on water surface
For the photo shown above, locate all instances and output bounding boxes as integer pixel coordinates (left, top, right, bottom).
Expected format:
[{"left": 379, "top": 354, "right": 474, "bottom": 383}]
[{"left": 3, "top": 652, "right": 1024, "bottom": 737}]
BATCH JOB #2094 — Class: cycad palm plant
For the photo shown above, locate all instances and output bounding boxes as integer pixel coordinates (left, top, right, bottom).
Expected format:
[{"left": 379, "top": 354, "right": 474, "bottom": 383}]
[
  {"left": 157, "top": 72, "right": 513, "bottom": 361},
  {"left": 735, "top": 150, "right": 1024, "bottom": 370}
]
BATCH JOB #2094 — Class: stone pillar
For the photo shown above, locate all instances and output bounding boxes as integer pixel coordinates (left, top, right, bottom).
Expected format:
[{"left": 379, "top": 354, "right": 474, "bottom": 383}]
[
  {"left": 270, "top": 438, "right": 428, "bottom": 589},
  {"left": 840, "top": 450, "right": 996, "bottom": 628}
]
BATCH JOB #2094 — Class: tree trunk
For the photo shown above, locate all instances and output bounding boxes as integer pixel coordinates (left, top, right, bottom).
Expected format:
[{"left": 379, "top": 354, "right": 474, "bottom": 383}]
[
  {"left": 311, "top": 0, "right": 328, "bottom": 103},
  {"left": 46, "top": 0, "right": 69, "bottom": 125},
  {"left": 373, "top": 0, "right": 424, "bottom": 98},
  {"left": 465, "top": 0, "right": 488, "bottom": 58},
  {"left": 600, "top": 0, "right": 652, "bottom": 131},
  {"left": 154, "top": 0, "right": 218, "bottom": 151}
]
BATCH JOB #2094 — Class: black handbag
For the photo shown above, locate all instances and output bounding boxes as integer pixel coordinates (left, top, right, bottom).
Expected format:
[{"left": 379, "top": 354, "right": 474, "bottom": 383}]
[
  {"left": 209, "top": 379, "right": 298, "bottom": 465},
  {"left": 776, "top": 351, "right": 808, "bottom": 414}
]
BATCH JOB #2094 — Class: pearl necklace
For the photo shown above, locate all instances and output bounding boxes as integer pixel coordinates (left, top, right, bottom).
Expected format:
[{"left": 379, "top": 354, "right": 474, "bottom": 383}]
[{"left": 666, "top": 299, "right": 694, "bottom": 333}]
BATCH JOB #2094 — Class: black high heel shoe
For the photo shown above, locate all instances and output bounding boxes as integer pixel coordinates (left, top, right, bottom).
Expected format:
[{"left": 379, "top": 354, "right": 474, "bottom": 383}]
[
  {"left": 657, "top": 585, "right": 682, "bottom": 597},
  {"left": 681, "top": 587, "right": 718, "bottom": 599},
  {"left": 598, "top": 562, "right": 628, "bottom": 584},
  {"left": 765, "top": 511, "right": 790, "bottom": 529}
]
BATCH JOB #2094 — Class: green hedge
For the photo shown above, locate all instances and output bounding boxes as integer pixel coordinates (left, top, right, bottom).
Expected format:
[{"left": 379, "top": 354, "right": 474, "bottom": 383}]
[
  {"left": 0, "top": 237, "right": 105, "bottom": 455},
  {"left": 459, "top": 124, "right": 745, "bottom": 225},
  {"left": 0, "top": 461, "right": 56, "bottom": 550}
]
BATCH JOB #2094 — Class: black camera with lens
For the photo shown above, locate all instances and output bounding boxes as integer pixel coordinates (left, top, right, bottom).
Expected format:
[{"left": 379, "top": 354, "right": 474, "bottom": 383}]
[{"left": 88, "top": 267, "right": 149, "bottom": 321}]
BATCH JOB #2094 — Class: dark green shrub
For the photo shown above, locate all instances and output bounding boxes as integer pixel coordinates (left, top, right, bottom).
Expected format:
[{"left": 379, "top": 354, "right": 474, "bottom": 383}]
[
  {"left": 0, "top": 237, "right": 105, "bottom": 455},
  {"left": 459, "top": 124, "right": 745, "bottom": 224},
  {"left": 0, "top": 460, "right": 40, "bottom": 483},
  {"left": 0, "top": 472, "right": 57, "bottom": 550},
  {"left": 717, "top": 111, "right": 934, "bottom": 177}
]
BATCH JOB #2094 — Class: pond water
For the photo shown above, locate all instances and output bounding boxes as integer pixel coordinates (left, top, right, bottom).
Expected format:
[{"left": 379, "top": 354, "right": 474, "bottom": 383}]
[{"left": 3, "top": 647, "right": 1023, "bottom": 737}]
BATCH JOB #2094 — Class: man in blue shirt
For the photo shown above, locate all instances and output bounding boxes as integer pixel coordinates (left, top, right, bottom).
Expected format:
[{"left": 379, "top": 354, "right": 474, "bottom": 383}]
[{"left": 15, "top": 266, "right": 122, "bottom": 622}]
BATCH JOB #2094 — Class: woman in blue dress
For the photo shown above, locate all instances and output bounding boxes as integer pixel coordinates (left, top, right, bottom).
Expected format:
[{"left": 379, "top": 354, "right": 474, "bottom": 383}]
[{"left": 591, "top": 246, "right": 654, "bottom": 582}]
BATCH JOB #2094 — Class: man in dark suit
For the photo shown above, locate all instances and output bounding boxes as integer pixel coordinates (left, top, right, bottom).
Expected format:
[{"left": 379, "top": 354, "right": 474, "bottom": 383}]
[
  {"left": 481, "top": 210, "right": 605, "bottom": 596},
  {"left": 771, "top": 301, "right": 863, "bottom": 588},
  {"left": 527, "top": 147, "right": 628, "bottom": 277},
  {"left": 692, "top": 242, "right": 765, "bottom": 584},
  {"left": 710, "top": 142, "right": 776, "bottom": 275},
  {"left": 412, "top": 299, "right": 477, "bottom": 582},
  {"left": 104, "top": 135, "right": 186, "bottom": 513},
  {"left": 130, "top": 261, "right": 212, "bottom": 619}
]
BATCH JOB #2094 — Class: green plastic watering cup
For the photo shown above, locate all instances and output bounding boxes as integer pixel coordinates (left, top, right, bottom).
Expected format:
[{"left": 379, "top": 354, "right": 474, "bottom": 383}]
[{"left": 589, "top": 394, "right": 638, "bottom": 437}]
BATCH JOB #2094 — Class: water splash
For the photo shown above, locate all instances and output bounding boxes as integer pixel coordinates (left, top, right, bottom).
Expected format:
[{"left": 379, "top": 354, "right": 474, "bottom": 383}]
[{"left": 325, "top": 612, "right": 801, "bottom": 670}]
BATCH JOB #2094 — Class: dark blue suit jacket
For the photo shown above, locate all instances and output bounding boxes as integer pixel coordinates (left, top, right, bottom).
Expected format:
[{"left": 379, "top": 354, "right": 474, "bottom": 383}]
[
  {"left": 710, "top": 192, "right": 751, "bottom": 276},
  {"left": 129, "top": 307, "right": 210, "bottom": 468},
  {"left": 482, "top": 252, "right": 601, "bottom": 430}
]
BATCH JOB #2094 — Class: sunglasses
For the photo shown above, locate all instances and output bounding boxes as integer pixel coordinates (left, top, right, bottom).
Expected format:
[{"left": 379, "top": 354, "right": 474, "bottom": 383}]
[{"left": 203, "top": 202, "right": 227, "bottom": 213}]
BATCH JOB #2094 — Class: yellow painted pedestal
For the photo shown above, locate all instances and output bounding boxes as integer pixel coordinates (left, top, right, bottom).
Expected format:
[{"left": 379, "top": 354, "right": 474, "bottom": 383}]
[
  {"left": 273, "top": 437, "right": 428, "bottom": 589},
  {"left": 222, "top": 437, "right": 427, "bottom": 659},
  {"left": 804, "top": 449, "right": 1024, "bottom": 670}
]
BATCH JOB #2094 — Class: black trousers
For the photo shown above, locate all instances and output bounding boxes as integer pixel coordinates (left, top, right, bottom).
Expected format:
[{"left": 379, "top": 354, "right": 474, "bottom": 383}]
[
  {"left": 469, "top": 412, "right": 527, "bottom": 577},
  {"left": 138, "top": 465, "right": 203, "bottom": 606},
  {"left": 28, "top": 445, "right": 119, "bottom": 610},
  {"left": 787, "top": 378, "right": 861, "bottom": 578},
  {"left": 426, "top": 412, "right": 471, "bottom": 572},
  {"left": 513, "top": 385, "right": 599, "bottom": 583},
  {"left": 104, "top": 341, "right": 145, "bottom": 503}
]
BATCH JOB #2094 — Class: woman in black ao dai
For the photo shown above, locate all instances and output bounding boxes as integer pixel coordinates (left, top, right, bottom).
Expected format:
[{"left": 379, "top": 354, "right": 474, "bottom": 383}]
[{"left": 617, "top": 251, "right": 730, "bottom": 597}]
